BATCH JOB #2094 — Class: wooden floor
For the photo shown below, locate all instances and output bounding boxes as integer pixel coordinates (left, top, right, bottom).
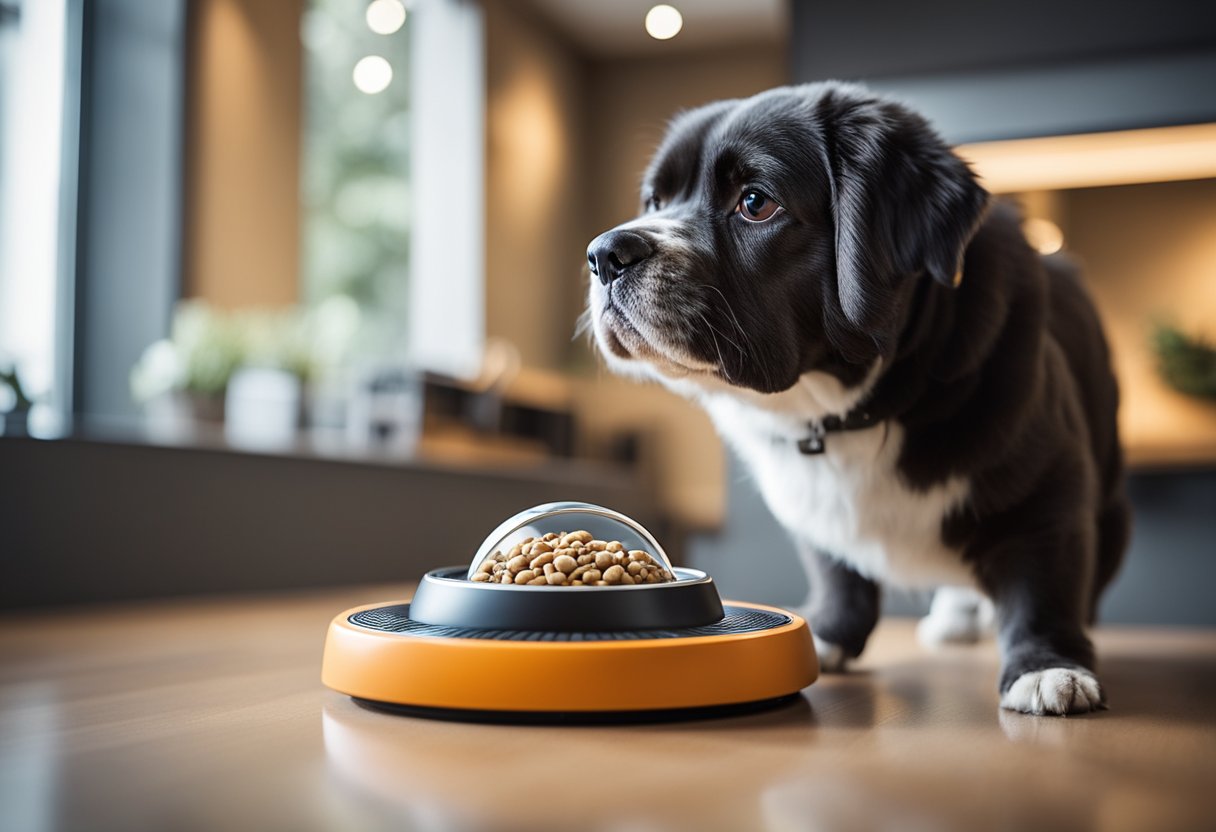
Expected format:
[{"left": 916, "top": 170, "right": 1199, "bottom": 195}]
[{"left": 1, "top": 585, "right": 1214, "bottom": 832}]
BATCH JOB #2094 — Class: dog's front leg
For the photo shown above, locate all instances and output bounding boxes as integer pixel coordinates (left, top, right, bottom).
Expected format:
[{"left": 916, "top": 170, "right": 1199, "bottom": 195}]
[
  {"left": 796, "top": 542, "right": 881, "bottom": 672},
  {"left": 977, "top": 527, "right": 1105, "bottom": 716}
]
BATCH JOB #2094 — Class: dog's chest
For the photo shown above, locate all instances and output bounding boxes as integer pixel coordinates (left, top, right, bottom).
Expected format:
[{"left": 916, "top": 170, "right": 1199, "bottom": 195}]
[{"left": 708, "top": 402, "right": 973, "bottom": 588}]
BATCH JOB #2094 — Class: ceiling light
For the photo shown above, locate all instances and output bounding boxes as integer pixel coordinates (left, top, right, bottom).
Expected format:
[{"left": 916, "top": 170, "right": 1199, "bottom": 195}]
[
  {"left": 353, "top": 55, "right": 393, "bottom": 94},
  {"left": 645, "top": 4, "right": 683, "bottom": 40},
  {"left": 366, "top": 0, "right": 407, "bottom": 35}
]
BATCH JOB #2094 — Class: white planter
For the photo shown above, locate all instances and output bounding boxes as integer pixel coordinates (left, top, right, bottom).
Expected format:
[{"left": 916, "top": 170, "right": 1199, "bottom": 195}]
[{"left": 224, "top": 367, "right": 302, "bottom": 451}]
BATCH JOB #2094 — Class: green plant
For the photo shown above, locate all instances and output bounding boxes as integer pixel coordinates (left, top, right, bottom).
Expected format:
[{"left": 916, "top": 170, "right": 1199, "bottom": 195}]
[
  {"left": 0, "top": 366, "right": 33, "bottom": 411},
  {"left": 1152, "top": 323, "right": 1216, "bottom": 401},
  {"left": 130, "top": 298, "right": 360, "bottom": 404}
]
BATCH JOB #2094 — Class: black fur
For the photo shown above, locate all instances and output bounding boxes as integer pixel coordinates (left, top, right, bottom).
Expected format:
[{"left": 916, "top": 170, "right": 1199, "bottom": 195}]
[{"left": 585, "top": 82, "right": 1129, "bottom": 710}]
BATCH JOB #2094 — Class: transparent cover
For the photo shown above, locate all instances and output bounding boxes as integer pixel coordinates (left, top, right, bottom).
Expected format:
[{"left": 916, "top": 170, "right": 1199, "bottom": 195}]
[{"left": 466, "top": 502, "right": 676, "bottom": 581}]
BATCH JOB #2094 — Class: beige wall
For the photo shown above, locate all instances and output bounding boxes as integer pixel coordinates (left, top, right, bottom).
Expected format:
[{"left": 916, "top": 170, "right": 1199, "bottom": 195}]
[
  {"left": 184, "top": 0, "right": 301, "bottom": 308},
  {"left": 1063, "top": 178, "right": 1216, "bottom": 464},
  {"left": 483, "top": 3, "right": 588, "bottom": 371}
]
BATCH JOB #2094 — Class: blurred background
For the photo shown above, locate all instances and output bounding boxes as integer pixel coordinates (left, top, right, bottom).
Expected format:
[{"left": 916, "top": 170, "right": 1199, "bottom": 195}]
[{"left": 1, "top": 0, "right": 1213, "bottom": 624}]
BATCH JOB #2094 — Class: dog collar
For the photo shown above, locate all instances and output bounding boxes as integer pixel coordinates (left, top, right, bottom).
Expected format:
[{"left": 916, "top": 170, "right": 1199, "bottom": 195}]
[{"left": 794, "top": 408, "right": 883, "bottom": 455}]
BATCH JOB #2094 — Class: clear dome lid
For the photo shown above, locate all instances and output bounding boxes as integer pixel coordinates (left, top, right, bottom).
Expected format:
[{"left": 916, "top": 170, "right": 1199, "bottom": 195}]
[{"left": 466, "top": 501, "right": 676, "bottom": 582}]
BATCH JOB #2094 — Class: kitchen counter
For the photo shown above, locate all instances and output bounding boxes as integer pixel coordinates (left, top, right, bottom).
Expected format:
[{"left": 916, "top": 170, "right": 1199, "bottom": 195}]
[{"left": 2, "top": 585, "right": 1214, "bottom": 831}]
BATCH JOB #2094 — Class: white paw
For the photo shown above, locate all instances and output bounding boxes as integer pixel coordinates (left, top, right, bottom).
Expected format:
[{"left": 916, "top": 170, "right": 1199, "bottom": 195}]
[
  {"left": 813, "top": 636, "right": 849, "bottom": 673},
  {"left": 917, "top": 586, "right": 994, "bottom": 647},
  {"left": 1000, "top": 668, "right": 1104, "bottom": 716}
]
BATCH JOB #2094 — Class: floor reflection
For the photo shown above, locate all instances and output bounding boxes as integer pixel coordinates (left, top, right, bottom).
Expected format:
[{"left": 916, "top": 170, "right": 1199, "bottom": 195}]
[{"left": 321, "top": 694, "right": 820, "bottom": 832}]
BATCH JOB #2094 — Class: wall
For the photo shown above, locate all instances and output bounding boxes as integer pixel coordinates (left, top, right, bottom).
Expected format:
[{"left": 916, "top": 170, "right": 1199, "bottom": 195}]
[
  {"left": 183, "top": 0, "right": 302, "bottom": 308},
  {"left": 483, "top": 2, "right": 587, "bottom": 371},
  {"left": 1061, "top": 178, "right": 1216, "bottom": 463},
  {"left": 790, "top": 0, "right": 1216, "bottom": 143}
]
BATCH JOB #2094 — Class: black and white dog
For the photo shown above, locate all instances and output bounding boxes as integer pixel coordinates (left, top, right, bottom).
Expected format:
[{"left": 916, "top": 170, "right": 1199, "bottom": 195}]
[{"left": 584, "top": 83, "right": 1129, "bottom": 716}]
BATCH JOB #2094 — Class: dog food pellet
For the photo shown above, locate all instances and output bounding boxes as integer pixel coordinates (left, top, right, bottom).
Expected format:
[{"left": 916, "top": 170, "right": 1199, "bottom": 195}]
[{"left": 472, "top": 531, "right": 675, "bottom": 587}]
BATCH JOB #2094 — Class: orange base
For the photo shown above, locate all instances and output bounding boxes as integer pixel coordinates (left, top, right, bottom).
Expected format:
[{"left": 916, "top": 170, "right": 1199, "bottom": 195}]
[{"left": 322, "top": 601, "right": 817, "bottom": 713}]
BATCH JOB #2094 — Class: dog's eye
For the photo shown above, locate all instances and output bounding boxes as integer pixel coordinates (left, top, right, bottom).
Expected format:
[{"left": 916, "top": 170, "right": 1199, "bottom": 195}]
[{"left": 735, "top": 190, "right": 782, "bottom": 223}]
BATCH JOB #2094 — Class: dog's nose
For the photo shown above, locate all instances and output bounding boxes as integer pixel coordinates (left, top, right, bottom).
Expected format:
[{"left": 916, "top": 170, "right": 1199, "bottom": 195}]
[{"left": 586, "top": 230, "right": 653, "bottom": 286}]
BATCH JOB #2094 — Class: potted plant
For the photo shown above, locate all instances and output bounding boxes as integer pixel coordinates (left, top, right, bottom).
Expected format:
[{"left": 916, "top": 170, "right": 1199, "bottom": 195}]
[{"left": 0, "top": 365, "right": 32, "bottom": 436}]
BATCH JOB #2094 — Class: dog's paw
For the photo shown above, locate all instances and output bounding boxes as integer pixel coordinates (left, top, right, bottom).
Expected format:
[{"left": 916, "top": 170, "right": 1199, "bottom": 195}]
[
  {"left": 813, "top": 636, "right": 849, "bottom": 673},
  {"left": 1000, "top": 668, "right": 1105, "bottom": 716},
  {"left": 917, "top": 587, "right": 993, "bottom": 647}
]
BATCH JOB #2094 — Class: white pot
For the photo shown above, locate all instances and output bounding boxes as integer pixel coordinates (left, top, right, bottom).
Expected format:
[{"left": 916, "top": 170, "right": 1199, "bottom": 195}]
[{"left": 224, "top": 367, "right": 302, "bottom": 451}]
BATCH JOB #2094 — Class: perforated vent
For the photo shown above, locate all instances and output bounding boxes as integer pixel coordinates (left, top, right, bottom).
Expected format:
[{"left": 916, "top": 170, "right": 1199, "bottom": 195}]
[{"left": 348, "top": 604, "right": 790, "bottom": 641}]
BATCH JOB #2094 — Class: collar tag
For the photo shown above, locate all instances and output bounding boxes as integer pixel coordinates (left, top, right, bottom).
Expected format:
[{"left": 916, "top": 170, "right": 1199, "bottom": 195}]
[{"left": 796, "top": 424, "right": 827, "bottom": 455}]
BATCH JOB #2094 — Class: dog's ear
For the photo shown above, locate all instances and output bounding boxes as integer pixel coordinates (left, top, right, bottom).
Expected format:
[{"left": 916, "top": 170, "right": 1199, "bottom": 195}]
[{"left": 821, "top": 89, "right": 989, "bottom": 327}]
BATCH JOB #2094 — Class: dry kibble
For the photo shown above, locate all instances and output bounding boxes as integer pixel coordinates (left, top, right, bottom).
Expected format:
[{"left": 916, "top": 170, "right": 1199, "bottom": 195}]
[
  {"left": 530, "top": 552, "right": 556, "bottom": 570},
  {"left": 470, "top": 531, "right": 674, "bottom": 588}
]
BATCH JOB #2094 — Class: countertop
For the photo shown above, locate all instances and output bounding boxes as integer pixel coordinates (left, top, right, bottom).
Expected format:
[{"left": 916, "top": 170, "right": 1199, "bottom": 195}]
[{"left": 2, "top": 584, "right": 1214, "bottom": 832}]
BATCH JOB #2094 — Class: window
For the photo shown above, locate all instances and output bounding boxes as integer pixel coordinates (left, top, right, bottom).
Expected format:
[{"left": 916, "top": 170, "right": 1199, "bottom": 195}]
[
  {"left": 0, "top": 0, "right": 74, "bottom": 430},
  {"left": 300, "top": 0, "right": 484, "bottom": 378},
  {"left": 300, "top": 0, "right": 411, "bottom": 355}
]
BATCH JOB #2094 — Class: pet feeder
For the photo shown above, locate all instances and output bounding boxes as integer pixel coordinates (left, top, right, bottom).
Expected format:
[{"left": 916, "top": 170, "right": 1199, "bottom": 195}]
[{"left": 321, "top": 501, "right": 817, "bottom": 722}]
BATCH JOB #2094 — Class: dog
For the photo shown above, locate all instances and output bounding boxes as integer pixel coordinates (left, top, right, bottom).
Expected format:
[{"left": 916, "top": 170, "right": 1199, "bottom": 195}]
[{"left": 583, "top": 82, "right": 1129, "bottom": 716}]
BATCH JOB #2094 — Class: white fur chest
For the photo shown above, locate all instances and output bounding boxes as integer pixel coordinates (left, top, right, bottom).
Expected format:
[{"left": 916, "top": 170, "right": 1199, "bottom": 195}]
[{"left": 697, "top": 379, "right": 974, "bottom": 589}]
